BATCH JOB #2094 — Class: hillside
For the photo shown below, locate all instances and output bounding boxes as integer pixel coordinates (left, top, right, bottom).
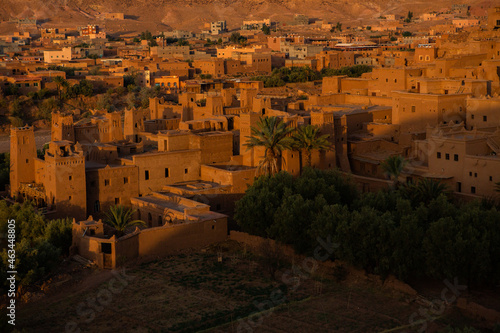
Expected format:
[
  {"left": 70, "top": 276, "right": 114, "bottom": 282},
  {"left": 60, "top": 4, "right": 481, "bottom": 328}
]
[{"left": 0, "top": 0, "right": 495, "bottom": 35}]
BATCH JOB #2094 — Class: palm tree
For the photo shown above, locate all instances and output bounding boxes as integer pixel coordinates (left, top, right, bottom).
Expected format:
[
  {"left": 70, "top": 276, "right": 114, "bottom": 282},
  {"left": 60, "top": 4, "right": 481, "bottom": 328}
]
[
  {"left": 104, "top": 205, "right": 145, "bottom": 237},
  {"left": 53, "top": 76, "right": 68, "bottom": 101},
  {"left": 292, "top": 125, "right": 331, "bottom": 172},
  {"left": 381, "top": 155, "right": 407, "bottom": 188},
  {"left": 402, "top": 178, "right": 450, "bottom": 204},
  {"left": 245, "top": 116, "right": 294, "bottom": 176}
]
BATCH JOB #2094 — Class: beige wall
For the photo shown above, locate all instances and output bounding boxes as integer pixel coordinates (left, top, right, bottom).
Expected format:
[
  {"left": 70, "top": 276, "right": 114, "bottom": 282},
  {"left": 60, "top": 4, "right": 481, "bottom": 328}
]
[
  {"left": 130, "top": 150, "right": 202, "bottom": 195},
  {"left": 466, "top": 98, "right": 500, "bottom": 130},
  {"left": 86, "top": 165, "right": 139, "bottom": 217},
  {"left": 393, "top": 92, "right": 467, "bottom": 134}
]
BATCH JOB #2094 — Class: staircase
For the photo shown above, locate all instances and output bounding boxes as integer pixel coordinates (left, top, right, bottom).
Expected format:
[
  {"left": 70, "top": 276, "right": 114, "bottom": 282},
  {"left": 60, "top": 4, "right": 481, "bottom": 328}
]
[{"left": 487, "top": 137, "right": 500, "bottom": 154}]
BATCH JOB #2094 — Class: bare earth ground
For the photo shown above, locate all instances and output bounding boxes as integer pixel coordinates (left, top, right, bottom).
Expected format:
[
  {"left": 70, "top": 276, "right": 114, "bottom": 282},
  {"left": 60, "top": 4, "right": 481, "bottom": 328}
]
[{"left": 15, "top": 241, "right": 481, "bottom": 333}]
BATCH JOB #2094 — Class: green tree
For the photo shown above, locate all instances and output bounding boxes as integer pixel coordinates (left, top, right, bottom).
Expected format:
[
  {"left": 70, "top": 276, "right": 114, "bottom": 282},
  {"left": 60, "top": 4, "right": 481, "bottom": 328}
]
[
  {"left": 53, "top": 76, "right": 68, "bottom": 101},
  {"left": 104, "top": 205, "right": 145, "bottom": 237},
  {"left": 270, "top": 190, "right": 327, "bottom": 253},
  {"left": 96, "top": 93, "right": 114, "bottom": 112},
  {"left": 0, "top": 201, "right": 72, "bottom": 292},
  {"left": 37, "top": 97, "right": 58, "bottom": 121},
  {"left": 229, "top": 32, "right": 247, "bottom": 44},
  {"left": 380, "top": 155, "right": 407, "bottom": 188},
  {"left": 292, "top": 125, "right": 331, "bottom": 171},
  {"left": 262, "top": 24, "right": 271, "bottom": 35},
  {"left": 245, "top": 116, "right": 295, "bottom": 175},
  {"left": 235, "top": 168, "right": 358, "bottom": 244},
  {"left": 423, "top": 204, "right": 500, "bottom": 288},
  {"left": 8, "top": 99, "right": 23, "bottom": 119},
  {"left": 401, "top": 178, "right": 450, "bottom": 205},
  {"left": 0, "top": 153, "right": 9, "bottom": 191},
  {"left": 235, "top": 172, "right": 295, "bottom": 237},
  {"left": 140, "top": 30, "right": 153, "bottom": 41}
]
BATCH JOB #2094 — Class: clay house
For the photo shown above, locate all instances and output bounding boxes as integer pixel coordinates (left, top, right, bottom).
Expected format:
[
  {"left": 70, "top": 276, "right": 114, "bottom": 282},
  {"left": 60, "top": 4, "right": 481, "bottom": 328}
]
[
  {"left": 43, "top": 47, "right": 72, "bottom": 63},
  {"left": 72, "top": 200, "right": 227, "bottom": 269},
  {"left": 0, "top": 75, "right": 42, "bottom": 94},
  {"left": 84, "top": 75, "right": 124, "bottom": 89},
  {"left": 27, "top": 69, "right": 66, "bottom": 87},
  {"left": 465, "top": 96, "right": 500, "bottom": 130},
  {"left": 488, "top": 7, "right": 500, "bottom": 30},
  {"left": 11, "top": 128, "right": 87, "bottom": 221},
  {"left": 410, "top": 126, "right": 500, "bottom": 197}
]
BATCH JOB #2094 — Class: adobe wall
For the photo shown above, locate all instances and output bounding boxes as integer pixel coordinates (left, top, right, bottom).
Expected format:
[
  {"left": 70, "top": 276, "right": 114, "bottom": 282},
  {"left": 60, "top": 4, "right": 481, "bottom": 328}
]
[
  {"left": 200, "top": 164, "right": 257, "bottom": 193},
  {"left": 466, "top": 98, "right": 500, "bottom": 130},
  {"left": 462, "top": 155, "right": 500, "bottom": 197},
  {"left": 344, "top": 94, "right": 392, "bottom": 106},
  {"left": 348, "top": 173, "right": 392, "bottom": 192},
  {"left": 86, "top": 165, "right": 139, "bottom": 218},
  {"left": 229, "top": 231, "right": 297, "bottom": 258},
  {"left": 131, "top": 150, "right": 202, "bottom": 195},
  {"left": 10, "top": 127, "right": 36, "bottom": 197},
  {"left": 393, "top": 92, "right": 467, "bottom": 134},
  {"left": 137, "top": 217, "right": 227, "bottom": 257}
]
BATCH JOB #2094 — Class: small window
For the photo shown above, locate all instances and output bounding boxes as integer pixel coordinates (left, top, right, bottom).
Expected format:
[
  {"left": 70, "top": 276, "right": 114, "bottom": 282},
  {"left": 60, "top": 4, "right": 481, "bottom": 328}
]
[
  {"left": 454, "top": 154, "right": 458, "bottom": 161},
  {"left": 165, "top": 168, "right": 169, "bottom": 178},
  {"left": 411, "top": 106, "right": 416, "bottom": 113},
  {"left": 184, "top": 168, "right": 188, "bottom": 174},
  {"left": 471, "top": 186, "right": 476, "bottom": 194},
  {"left": 445, "top": 153, "right": 450, "bottom": 160},
  {"left": 145, "top": 170, "right": 149, "bottom": 180},
  {"left": 69, "top": 176, "right": 72, "bottom": 181},
  {"left": 471, "top": 114, "right": 474, "bottom": 119},
  {"left": 483, "top": 116, "right": 487, "bottom": 122},
  {"left": 101, "top": 243, "right": 112, "bottom": 254},
  {"left": 94, "top": 200, "right": 100, "bottom": 212},
  {"left": 69, "top": 196, "right": 72, "bottom": 200},
  {"left": 489, "top": 176, "right": 493, "bottom": 181},
  {"left": 474, "top": 173, "right": 477, "bottom": 178},
  {"left": 124, "top": 177, "right": 129, "bottom": 184},
  {"left": 115, "top": 198, "right": 120, "bottom": 204},
  {"left": 437, "top": 152, "right": 441, "bottom": 159},
  {"left": 104, "top": 179, "right": 110, "bottom": 186},
  {"left": 469, "top": 172, "right": 472, "bottom": 176}
]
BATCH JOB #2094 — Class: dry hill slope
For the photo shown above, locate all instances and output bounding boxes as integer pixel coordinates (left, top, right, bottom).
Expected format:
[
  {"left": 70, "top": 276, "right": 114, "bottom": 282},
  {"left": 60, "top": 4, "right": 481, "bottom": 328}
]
[{"left": 0, "top": 0, "right": 493, "bottom": 34}]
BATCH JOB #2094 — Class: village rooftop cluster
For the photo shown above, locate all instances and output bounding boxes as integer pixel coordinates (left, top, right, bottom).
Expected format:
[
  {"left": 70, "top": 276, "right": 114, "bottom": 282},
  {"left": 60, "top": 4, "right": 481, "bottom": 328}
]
[{"left": 2, "top": 5, "right": 500, "bottom": 266}]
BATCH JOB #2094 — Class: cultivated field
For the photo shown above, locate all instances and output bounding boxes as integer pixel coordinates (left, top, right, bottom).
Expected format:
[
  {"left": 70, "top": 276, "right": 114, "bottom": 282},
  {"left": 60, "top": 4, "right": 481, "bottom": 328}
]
[{"left": 16, "top": 241, "right": 478, "bottom": 332}]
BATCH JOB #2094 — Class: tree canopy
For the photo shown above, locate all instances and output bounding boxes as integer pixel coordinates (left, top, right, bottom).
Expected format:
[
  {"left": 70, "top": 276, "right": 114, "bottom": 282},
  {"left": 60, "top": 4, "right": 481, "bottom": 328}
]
[
  {"left": 0, "top": 201, "right": 72, "bottom": 292},
  {"left": 235, "top": 169, "right": 500, "bottom": 287}
]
